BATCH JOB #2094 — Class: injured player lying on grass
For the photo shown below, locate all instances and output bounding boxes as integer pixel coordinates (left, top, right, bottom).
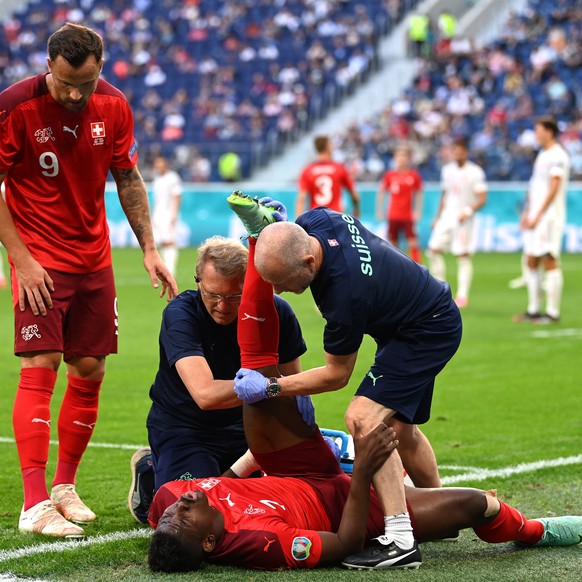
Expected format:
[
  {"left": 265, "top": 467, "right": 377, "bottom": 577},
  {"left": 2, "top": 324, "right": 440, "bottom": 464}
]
[{"left": 146, "top": 396, "right": 581, "bottom": 572}]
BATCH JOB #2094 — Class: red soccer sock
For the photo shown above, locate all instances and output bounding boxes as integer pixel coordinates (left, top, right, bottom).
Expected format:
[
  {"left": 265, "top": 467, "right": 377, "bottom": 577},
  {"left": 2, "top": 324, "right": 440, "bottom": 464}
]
[
  {"left": 473, "top": 500, "right": 544, "bottom": 544},
  {"left": 238, "top": 237, "right": 280, "bottom": 369},
  {"left": 410, "top": 246, "right": 421, "bottom": 263},
  {"left": 53, "top": 374, "right": 102, "bottom": 487},
  {"left": 13, "top": 367, "right": 58, "bottom": 510}
]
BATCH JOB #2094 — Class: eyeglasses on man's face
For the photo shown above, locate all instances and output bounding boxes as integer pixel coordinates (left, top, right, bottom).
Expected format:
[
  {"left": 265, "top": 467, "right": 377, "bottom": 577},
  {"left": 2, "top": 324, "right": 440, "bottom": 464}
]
[{"left": 196, "top": 278, "right": 242, "bottom": 304}]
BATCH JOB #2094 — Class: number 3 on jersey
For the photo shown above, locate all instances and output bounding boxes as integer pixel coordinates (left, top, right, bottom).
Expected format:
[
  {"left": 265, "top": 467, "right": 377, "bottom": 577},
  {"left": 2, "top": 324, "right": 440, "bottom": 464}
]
[
  {"left": 39, "top": 152, "right": 59, "bottom": 177},
  {"left": 314, "top": 175, "right": 333, "bottom": 206}
]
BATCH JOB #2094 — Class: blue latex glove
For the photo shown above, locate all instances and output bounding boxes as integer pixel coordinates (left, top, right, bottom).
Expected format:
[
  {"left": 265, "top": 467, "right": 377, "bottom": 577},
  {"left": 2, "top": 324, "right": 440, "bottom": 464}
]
[
  {"left": 259, "top": 197, "right": 288, "bottom": 222},
  {"left": 295, "top": 395, "right": 315, "bottom": 427},
  {"left": 234, "top": 368, "right": 268, "bottom": 404}
]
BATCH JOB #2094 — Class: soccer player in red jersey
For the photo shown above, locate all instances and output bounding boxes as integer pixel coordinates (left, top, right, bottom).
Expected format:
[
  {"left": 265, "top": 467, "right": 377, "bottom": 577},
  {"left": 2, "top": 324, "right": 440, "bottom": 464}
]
[
  {"left": 0, "top": 23, "right": 178, "bottom": 538},
  {"left": 376, "top": 146, "right": 423, "bottom": 263},
  {"left": 147, "top": 217, "right": 581, "bottom": 571},
  {"left": 296, "top": 135, "right": 360, "bottom": 218}
]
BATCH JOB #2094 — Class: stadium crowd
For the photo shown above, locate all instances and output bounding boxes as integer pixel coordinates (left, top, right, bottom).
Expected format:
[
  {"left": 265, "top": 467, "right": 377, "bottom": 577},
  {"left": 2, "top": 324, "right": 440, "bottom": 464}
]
[
  {"left": 0, "top": 0, "right": 420, "bottom": 180},
  {"left": 334, "top": 0, "right": 582, "bottom": 182}
]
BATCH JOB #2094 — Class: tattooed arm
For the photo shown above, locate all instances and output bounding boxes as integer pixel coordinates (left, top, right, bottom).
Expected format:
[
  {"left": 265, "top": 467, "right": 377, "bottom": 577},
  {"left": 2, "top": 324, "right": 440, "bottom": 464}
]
[{"left": 111, "top": 166, "right": 178, "bottom": 300}]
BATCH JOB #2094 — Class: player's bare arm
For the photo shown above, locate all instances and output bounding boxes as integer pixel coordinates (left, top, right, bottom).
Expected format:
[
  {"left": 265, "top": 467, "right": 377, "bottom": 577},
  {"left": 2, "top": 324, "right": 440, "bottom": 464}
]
[
  {"left": 277, "top": 351, "right": 358, "bottom": 396},
  {"left": 527, "top": 175, "right": 562, "bottom": 229},
  {"left": 111, "top": 165, "right": 178, "bottom": 300},
  {"left": 318, "top": 423, "right": 397, "bottom": 564},
  {"left": 349, "top": 189, "right": 361, "bottom": 218},
  {"left": 414, "top": 187, "right": 424, "bottom": 222},
  {"left": 295, "top": 189, "right": 308, "bottom": 219},
  {"left": 375, "top": 185, "right": 386, "bottom": 221},
  {"left": 460, "top": 188, "right": 487, "bottom": 223},
  {"left": 0, "top": 181, "right": 54, "bottom": 315}
]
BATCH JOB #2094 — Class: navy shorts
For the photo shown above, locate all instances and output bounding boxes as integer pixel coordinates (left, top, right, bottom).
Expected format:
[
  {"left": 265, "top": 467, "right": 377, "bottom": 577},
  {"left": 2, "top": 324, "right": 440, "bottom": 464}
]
[
  {"left": 148, "top": 425, "right": 248, "bottom": 491},
  {"left": 355, "top": 298, "right": 462, "bottom": 424}
]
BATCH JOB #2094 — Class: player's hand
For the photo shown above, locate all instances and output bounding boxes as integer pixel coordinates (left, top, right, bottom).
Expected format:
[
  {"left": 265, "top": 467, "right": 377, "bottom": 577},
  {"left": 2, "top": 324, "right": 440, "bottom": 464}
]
[
  {"left": 353, "top": 423, "right": 398, "bottom": 477},
  {"left": 15, "top": 257, "right": 54, "bottom": 316},
  {"left": 143, "top": 250, "right": 178, "bottom": 301},
  {"left": 234, "top": 368, "right": 268, "bottom": 403},
  {"left": 259, "top": 197, "right": 288, "bottom": 222},
  {"left": 295, "top": 395, "right": 315, "bottom": 426}
]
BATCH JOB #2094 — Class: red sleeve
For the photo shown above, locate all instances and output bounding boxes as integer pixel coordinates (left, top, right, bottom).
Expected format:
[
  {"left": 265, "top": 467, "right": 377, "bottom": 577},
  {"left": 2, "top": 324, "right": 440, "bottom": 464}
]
[
  {"left": 0, "top": 108, "right": 22, "bottom": 173},
  {"left": 341, "top": 164, "right": 355, "bottom": 191},
  {"left": 111, "top": 99, "right": 138, "bottom": 169},
  {"left": 298, "top": 166, "right": 311, "bottom": 192},
  {"left": 210, "top": 521, "right": 323, "bottom": 570}
]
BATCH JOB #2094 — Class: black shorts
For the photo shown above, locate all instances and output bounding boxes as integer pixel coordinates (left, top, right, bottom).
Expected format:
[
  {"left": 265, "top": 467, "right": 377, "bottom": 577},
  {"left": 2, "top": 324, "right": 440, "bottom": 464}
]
[
  {"left": 148, "top": 425, "right": 248, "bottom": 491},
  {"left": 355, "top": 298, "right": 462, "bottom": 424}
]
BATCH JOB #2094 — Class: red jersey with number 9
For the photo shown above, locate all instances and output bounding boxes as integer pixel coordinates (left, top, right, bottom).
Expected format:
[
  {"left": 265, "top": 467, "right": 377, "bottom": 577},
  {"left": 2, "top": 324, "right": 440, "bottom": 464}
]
[
  {"left": 0, "top": 73, "right": 138, "bottom": 273},
  {"left": 298, "top": 160, "right": 355, "bottom": 212}
]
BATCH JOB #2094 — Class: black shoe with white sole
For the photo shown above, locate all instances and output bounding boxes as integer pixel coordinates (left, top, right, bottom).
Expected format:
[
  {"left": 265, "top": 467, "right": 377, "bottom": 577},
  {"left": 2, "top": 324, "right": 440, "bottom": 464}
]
[{"left": 341, "top": 537, "right": 422, "bottom": 570}]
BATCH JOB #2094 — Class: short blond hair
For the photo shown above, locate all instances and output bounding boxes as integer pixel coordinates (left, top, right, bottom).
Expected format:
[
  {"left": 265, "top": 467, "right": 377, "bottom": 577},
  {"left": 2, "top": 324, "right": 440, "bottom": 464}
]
[{"left": 195, "top": 236, "right": 248, "bottom": 281}]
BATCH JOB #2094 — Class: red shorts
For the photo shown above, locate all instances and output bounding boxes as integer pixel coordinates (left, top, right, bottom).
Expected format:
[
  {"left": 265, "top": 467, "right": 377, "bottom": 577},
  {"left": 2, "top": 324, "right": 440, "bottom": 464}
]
[
  {"left": 388, "top": 219, "right": 416, "bottom": 243},
  {"left": 12, "top": 266, "right": 118, "bottom": 359}
]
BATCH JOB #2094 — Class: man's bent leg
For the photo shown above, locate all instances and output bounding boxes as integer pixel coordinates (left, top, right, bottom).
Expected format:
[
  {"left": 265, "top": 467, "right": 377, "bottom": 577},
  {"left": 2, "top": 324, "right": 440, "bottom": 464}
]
[
  {"left": 343, "top": 395, "right": 421, "bottom": 569},
  {"left": 387, "top": 420, "right": 440, "bottom": 487}
]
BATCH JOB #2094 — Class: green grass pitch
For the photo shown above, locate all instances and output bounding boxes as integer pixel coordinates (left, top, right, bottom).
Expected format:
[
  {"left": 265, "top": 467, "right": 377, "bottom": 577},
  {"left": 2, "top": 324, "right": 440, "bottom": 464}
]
[{"left": 0, "top": 249, "right": 580, "bottom": 581}]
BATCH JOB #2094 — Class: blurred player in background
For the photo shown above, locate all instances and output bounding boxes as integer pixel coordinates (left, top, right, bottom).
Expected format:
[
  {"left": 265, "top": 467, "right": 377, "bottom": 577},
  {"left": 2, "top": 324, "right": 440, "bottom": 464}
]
[
  {"left": 428, "top": 138, "right": 487, "bottom": 308},
  {"left": 0, "top": 23, "right": 177, "bottom": 539},
  {"left": 296, "top": 135, "right": 360, "bottom": 218},
  {"left": 376, "top": 146, "right": 423, "bottom": 262},
  {"left": 514, "top": 116, "right": 569, "bottom": 324},
  {"left": 151, "top": 155, "right": 182, "bottom": 278}
]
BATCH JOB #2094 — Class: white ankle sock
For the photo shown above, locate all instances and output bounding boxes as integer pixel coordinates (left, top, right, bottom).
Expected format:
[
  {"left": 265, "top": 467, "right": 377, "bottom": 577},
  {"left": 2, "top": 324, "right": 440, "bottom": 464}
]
[
  {"left": 526, "top": 267, "right": 542, "bottom": 315},
  {"left": 384, "top": 513, "right": 415, "bottom": 549},
  {"left": 545, "top": 268, "right": 563, "bottom": 319}
]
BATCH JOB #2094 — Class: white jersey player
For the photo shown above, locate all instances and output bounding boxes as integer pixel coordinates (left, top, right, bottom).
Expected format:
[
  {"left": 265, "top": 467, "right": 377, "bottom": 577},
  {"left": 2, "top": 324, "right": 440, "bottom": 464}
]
[
  {"left": 514, "top": 117, "right": 570, "bottom": 324},
  {"left": 152, "top": 155, "right": 183, "bottom": 278},
  {"left": 428, "top": 138, "right": 487, "bottom": 308}
]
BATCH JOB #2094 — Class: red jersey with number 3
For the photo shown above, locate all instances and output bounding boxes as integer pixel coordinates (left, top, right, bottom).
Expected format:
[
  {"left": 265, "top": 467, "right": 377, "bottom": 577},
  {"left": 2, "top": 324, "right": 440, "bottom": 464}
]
[
  {"left": 381, "top": 169, "right": 423, "bottom": 221},
  {"left": 299, "top": 161, "right": 355, "bottom": 212},
  {"left": 0, "top": 73, "right": 138, "bottom": 273}
]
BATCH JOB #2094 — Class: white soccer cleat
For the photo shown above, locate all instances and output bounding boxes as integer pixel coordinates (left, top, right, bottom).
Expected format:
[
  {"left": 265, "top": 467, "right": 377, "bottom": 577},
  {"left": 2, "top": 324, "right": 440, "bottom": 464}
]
[
  {"left": 19, "top": 499, "right": 85, "bottom": 538},
  {"left": 51, "top": 483, "right": 96, "bottom": 524}
]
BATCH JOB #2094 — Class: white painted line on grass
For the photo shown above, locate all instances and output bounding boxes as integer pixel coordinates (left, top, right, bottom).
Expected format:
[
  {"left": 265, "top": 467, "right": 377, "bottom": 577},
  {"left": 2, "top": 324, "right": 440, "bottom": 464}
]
[
  {"left": 530, "top": 328, "right": 582, "bottom": 339},
  {"left": 0, "top": 529, "right": 152, "bottom": 564},
  {"left": 439, "top": 464, "right": 484, "bottom": 472},
  {"left": 0, "top": 437, "right": 146, "bottom": 451},
  {"left": 0, "top": 574, "right": 51, "bottom": 582},
  {"left": 441, "top": 454, "right": 582, "bottom": 485}
]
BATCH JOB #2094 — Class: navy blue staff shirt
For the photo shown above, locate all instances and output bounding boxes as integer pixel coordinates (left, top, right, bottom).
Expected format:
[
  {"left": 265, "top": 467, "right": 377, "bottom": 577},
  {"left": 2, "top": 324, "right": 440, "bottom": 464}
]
[
  {"left": 296, "top": 208, "right": 452, "bottom": 355},
  {"left": 147, "top": 290, "right": 306, "bottom": 433}
]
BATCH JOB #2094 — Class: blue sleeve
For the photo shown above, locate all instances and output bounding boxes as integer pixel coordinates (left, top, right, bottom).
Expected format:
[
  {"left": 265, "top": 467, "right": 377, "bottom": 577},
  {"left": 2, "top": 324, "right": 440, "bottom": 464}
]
[
  {"left": 160, "top": 299, "right": 204, "bottom": 367},
  {"left": 322, "top": 296, "right": 368, "bottom": 356},
  {"left": 274, "top": 296, "right": 307, "bottom": 364}
]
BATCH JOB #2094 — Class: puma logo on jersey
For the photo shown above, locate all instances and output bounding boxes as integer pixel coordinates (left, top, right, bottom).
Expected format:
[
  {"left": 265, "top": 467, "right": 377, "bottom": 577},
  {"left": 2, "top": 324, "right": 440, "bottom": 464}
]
[
  {"left": 63, "top": 124, "right": 79, "bottom": 138},
  {"left": 32, "top": 418, "right": 50, "bottom": 426},
  {"left": 241, "top": 313, "right": 266, "bottom": 322},
  {"left": 367, "top": 371, "right": 384, "bottom": 386},
  {"left": 263, "top": 537, "right": 276, "bottom": 552},
  {"left": 73, "top": 420, "right": 96, "bottom": 430},
  {"left": 219, "top": 493, "right": 235, "bottom": 507}
]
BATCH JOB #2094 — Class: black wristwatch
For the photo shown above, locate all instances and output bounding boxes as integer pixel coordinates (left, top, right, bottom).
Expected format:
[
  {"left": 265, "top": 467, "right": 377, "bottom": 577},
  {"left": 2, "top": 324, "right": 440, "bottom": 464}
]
[{"left": 265, "top": 377, "right": 282, "bottom": 398}]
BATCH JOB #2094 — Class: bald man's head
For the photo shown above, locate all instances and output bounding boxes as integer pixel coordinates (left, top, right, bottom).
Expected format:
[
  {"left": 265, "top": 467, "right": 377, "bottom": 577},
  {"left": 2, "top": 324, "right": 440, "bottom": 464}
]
[{"left": 255, "top": 222, "right": 320, "bottom": 294}]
